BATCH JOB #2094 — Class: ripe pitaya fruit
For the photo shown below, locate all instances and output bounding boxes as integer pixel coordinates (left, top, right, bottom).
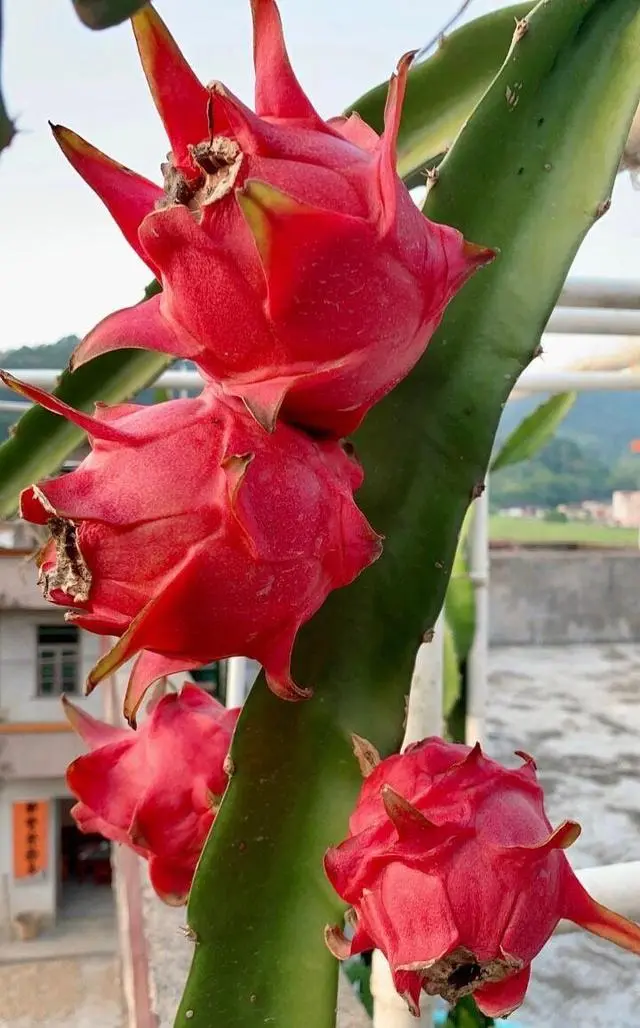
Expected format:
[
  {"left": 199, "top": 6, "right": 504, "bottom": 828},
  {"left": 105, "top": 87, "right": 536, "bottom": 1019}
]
[
  {"left": 2, "top": 372, "right": 380, "bottom": 722},
  {"left": 52, "top": 0, "right": 493, "bottom": 437},
  {"left": 64, "top": 683, "right": 239, "bottom": 904},
  {"left": 324, "top": 736, "right": 640, "bottom": 1017}
]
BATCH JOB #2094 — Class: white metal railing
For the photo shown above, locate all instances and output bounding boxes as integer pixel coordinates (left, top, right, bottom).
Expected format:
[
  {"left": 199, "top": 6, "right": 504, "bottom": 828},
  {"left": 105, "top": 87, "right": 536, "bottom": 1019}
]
[
  {"left": 371, "top": 618, "right": 446, "bottom": 1026},
  {"left": 0, "top": 274, "right": 639, "bottom": 403},
  {"left": 558, "top": 276, "right": 640, "bottom": 310},
  {"left": 7, "top": 366, "right": 640, "bottom": 398}
]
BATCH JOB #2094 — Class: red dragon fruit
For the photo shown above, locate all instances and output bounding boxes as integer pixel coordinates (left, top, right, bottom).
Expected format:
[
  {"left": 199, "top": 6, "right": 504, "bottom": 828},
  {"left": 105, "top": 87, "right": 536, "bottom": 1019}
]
[
  {"left": 2, "top": 372, "right": 380, "bottom": 722},
  {"left": 324, "top": 736, "right": 640, "bottom": 1017},
  {"left": 63, "top": 683, "right": 239, "bottom": 904},
  {"left": 51, "top": 0, "right": 493, "bottom": 437}
]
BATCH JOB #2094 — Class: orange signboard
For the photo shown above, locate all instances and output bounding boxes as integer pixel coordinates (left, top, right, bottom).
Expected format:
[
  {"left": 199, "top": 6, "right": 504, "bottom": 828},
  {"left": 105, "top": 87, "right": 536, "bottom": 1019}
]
[{"left": 13, "top": 801, "right": 49, "bottom": 879}]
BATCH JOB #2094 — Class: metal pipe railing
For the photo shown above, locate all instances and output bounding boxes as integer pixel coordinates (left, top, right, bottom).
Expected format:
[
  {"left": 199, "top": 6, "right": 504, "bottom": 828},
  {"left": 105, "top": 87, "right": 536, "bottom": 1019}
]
[
  {"left": 465, "top": 485, "right": 490, "bottom": 747},
  {"left": 0, "top": 400, "right": 29, "bottom": 412},
  {"left": 0, "top": 367, "right": 205, "bottom": 391},
  {"left": 558, "top": 277, "right": 640, "bottom": 310},
  {"left": 7, "top": 367, "right": 640, "bottom": 400},
  {"left": 225, "top": 656, "right": 251, "bottom": 709},
  {"left": 371, "top": 615, "right": 445, "bottom": 1027},
  {"left": 514, "top": 368, "right": 640, "bottom": 394},
  {"left": 547, "top": 307, "right": 640, "bottom": 335},
  {"left": 559, "top": 862, "right": 640, "bottom": 931}
]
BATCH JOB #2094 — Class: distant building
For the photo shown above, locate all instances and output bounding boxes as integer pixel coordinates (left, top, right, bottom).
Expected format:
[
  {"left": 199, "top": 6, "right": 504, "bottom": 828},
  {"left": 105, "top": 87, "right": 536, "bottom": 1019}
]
[
  {"left": 497, "top": 506, "right": 547, "bottom": 519},
  {"left": 0, "top": 523, "right": 107, "bottom": 935},
  {"left": 581, "top": 501, "right": 613, "bottom": 524},
  {"left": 612, "top": 490, "right": 640, "bottom": 528}
]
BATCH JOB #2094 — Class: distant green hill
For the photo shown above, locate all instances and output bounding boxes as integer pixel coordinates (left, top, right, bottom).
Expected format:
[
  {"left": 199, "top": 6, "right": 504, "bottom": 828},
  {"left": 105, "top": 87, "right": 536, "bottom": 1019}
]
[
  {"left": 0, "top": 336, "right": 81, "bottom": 441},
  {"left": 498, "top": 391, "right": 640, "bottom": 461},
  {"left": 494, "top": 392, "right": 640, "bottom": 507},
  {"left": 0, "top": 336, "right": 193, "bottom": 443},
  {"left": 0, "top": 335, "right": 80, "bottom": 370}
]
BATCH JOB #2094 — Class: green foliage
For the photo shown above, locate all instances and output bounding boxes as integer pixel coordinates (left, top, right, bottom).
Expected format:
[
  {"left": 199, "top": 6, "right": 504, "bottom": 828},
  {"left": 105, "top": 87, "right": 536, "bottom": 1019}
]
[
  {"left": 544, "top": 508, "right": 568, "bottom": 523},
  {"left": 343, "top": 958, "right": 373, "bottom": 1018},
  {"left": 0, "top": 335, "right": 80, "bottom": 370},
  {"left": 0, "top": 0, "right": 15, "bottom": 156},
  {"left": 445, "top": 510, "right": 475, "bottom": 664},
  {"left": 500, "top": 390, "right": 640, "bottom": 461},
  {"left": 491, "top": 434, "right": 631, "bottom": 507},
  {"left": 347, "top": 4, "right": 531, "bottom": 187},
  {"left": 443, "top": 617, "right": 465, "bottom": 743},
  {"left": 489, "top": 514, "right": 636, "bottom": 548},
  {"left": 175, "top": 3, "right": 640, "bottom": 1026},
  {"left": 443, "top": 510, "right": 474, "bottom": 742},
  {"left": 71, "top": 0, "right": 149, "bottom": 29},
  {"left": 491, "top": 392, "right": 576, "bottom": 472},
  {"left": 446, "top": 996, "right": 495, "bottom": 1027}
]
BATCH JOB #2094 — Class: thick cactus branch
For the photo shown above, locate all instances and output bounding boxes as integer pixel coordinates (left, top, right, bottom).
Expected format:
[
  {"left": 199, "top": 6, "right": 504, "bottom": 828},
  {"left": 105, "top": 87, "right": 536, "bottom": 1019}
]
[{"left": 175, "top": 2, "right": 640, "bottom": 1027}]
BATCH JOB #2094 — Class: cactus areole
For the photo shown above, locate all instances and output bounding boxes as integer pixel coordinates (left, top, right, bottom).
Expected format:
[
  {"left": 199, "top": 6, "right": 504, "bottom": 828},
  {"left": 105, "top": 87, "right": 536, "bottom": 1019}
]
[
  {"left": 325, "top": 737, "right": 640, "bottom": 1017},
  {"left": 51, "top": 0, "right": 492, "bottom": 437}
]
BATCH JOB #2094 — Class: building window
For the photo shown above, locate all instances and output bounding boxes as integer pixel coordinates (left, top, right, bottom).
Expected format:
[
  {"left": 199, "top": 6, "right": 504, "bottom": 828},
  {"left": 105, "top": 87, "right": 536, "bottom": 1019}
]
[
  {"left": 36, "top": 625, "right": 79, "bottom": 696},
  {"left": 191, "top": 661, "right": 224, "bottom": 702}
]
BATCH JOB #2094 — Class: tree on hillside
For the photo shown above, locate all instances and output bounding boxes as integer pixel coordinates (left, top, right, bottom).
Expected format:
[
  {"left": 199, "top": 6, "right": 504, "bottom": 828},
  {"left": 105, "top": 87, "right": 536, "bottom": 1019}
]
[{"left": 491, "top": 435, "right": 637, "bottom": 507}]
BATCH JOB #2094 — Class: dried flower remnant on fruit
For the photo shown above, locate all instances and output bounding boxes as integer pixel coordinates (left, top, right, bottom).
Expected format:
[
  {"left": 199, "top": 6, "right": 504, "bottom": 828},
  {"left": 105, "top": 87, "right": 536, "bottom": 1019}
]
[
  {"left": 51, "top": 0, "right": 493, "bottom": 437},
  {"left": 40, "top": 515, "right": 92, "bottom": 604},
  {"left": 2, "top": 372, "right": 380, "bottom": 719}
]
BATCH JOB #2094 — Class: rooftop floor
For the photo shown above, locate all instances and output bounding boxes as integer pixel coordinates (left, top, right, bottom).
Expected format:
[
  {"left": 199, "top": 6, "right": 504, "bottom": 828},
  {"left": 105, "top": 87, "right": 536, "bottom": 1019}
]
[
  {"left": 0, "top": 881, "right": 116, "bottom": 964},
  {"left": 487, "top": 642, "right": 640, "bottom": 1028}
]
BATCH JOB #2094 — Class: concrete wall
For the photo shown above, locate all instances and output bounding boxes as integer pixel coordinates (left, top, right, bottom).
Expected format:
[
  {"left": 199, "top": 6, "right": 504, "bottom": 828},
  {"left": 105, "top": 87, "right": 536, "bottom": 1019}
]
[
  {"left": 489, "top": 549, "right": 640, "bottom": 645},
  {"left": 0, "top": 552, "right": 51, "bottom": 610}
]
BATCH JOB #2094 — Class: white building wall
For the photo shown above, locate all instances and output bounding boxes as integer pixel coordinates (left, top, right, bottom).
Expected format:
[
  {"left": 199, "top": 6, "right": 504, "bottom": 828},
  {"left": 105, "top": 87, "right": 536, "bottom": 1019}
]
[
  {"left": 0, "top": 778, "right": 67, "bottom": 927},
  {"left": 0, "top": 609, "right": 103, "bottom": 723},
  {"left": 612, "top": 489, "right": 640, "bottom": 527},
  {"left": 0, "top": 602, "right": 110, "bottom": 929}
]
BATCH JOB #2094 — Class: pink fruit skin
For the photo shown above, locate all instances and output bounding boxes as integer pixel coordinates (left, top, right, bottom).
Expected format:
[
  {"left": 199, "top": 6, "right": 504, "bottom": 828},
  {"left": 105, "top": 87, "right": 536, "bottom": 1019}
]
[
  {"left": 2, "top": 372, "right": 380, "bottom": 722},
  {"left": 63, "top": 684, "right": 239, "bottom": 905},
  {"left": 51, "top": 0, "right": 493, "bottom": 437},
  {"left": 324, "top": 737, "right": 640, "bottom": 1017}
]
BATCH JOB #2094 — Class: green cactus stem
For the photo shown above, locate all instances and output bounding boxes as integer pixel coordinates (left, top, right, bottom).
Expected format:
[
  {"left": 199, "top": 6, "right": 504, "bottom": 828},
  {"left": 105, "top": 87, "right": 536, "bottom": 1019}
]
[{"left": 175, "top": 2, "right": 640, "bottom": 1027}]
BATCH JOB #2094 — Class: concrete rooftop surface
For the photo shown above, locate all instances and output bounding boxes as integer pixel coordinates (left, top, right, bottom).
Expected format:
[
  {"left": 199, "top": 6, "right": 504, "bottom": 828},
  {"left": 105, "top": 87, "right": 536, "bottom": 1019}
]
[
  {"left": 487, "top": 642, "right": 640, "bottom": 1028},
  {"left": 0, "top": 884, "right": 121, "bottom": 1028}
]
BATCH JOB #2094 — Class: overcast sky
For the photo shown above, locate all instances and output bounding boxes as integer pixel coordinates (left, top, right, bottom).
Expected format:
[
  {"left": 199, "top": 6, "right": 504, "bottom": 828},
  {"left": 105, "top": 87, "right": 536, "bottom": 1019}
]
[{"left": 1, "top": 0, "right": 639, "bottom": 366}]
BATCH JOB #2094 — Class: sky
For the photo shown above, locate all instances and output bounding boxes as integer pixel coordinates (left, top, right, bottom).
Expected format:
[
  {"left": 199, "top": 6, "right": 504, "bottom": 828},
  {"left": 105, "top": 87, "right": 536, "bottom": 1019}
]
[{"left": 1, "top": 0, "right": 639, "bottom": 366}]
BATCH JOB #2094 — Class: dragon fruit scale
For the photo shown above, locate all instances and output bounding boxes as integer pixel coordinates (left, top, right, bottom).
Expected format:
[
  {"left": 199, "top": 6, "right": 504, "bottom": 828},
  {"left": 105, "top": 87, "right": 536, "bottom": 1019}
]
[
  {"left": 63, "top": 683, "right": 239, "bottom": 905},
  {"left": 2, "top": 372, "right": 380, "bottom": 722},
  {"left": 324, "top": 736, "right": 640, "bottom": 1018},
  {"left": 52, "top": 0, "right": 493, "bottom": 437}
]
